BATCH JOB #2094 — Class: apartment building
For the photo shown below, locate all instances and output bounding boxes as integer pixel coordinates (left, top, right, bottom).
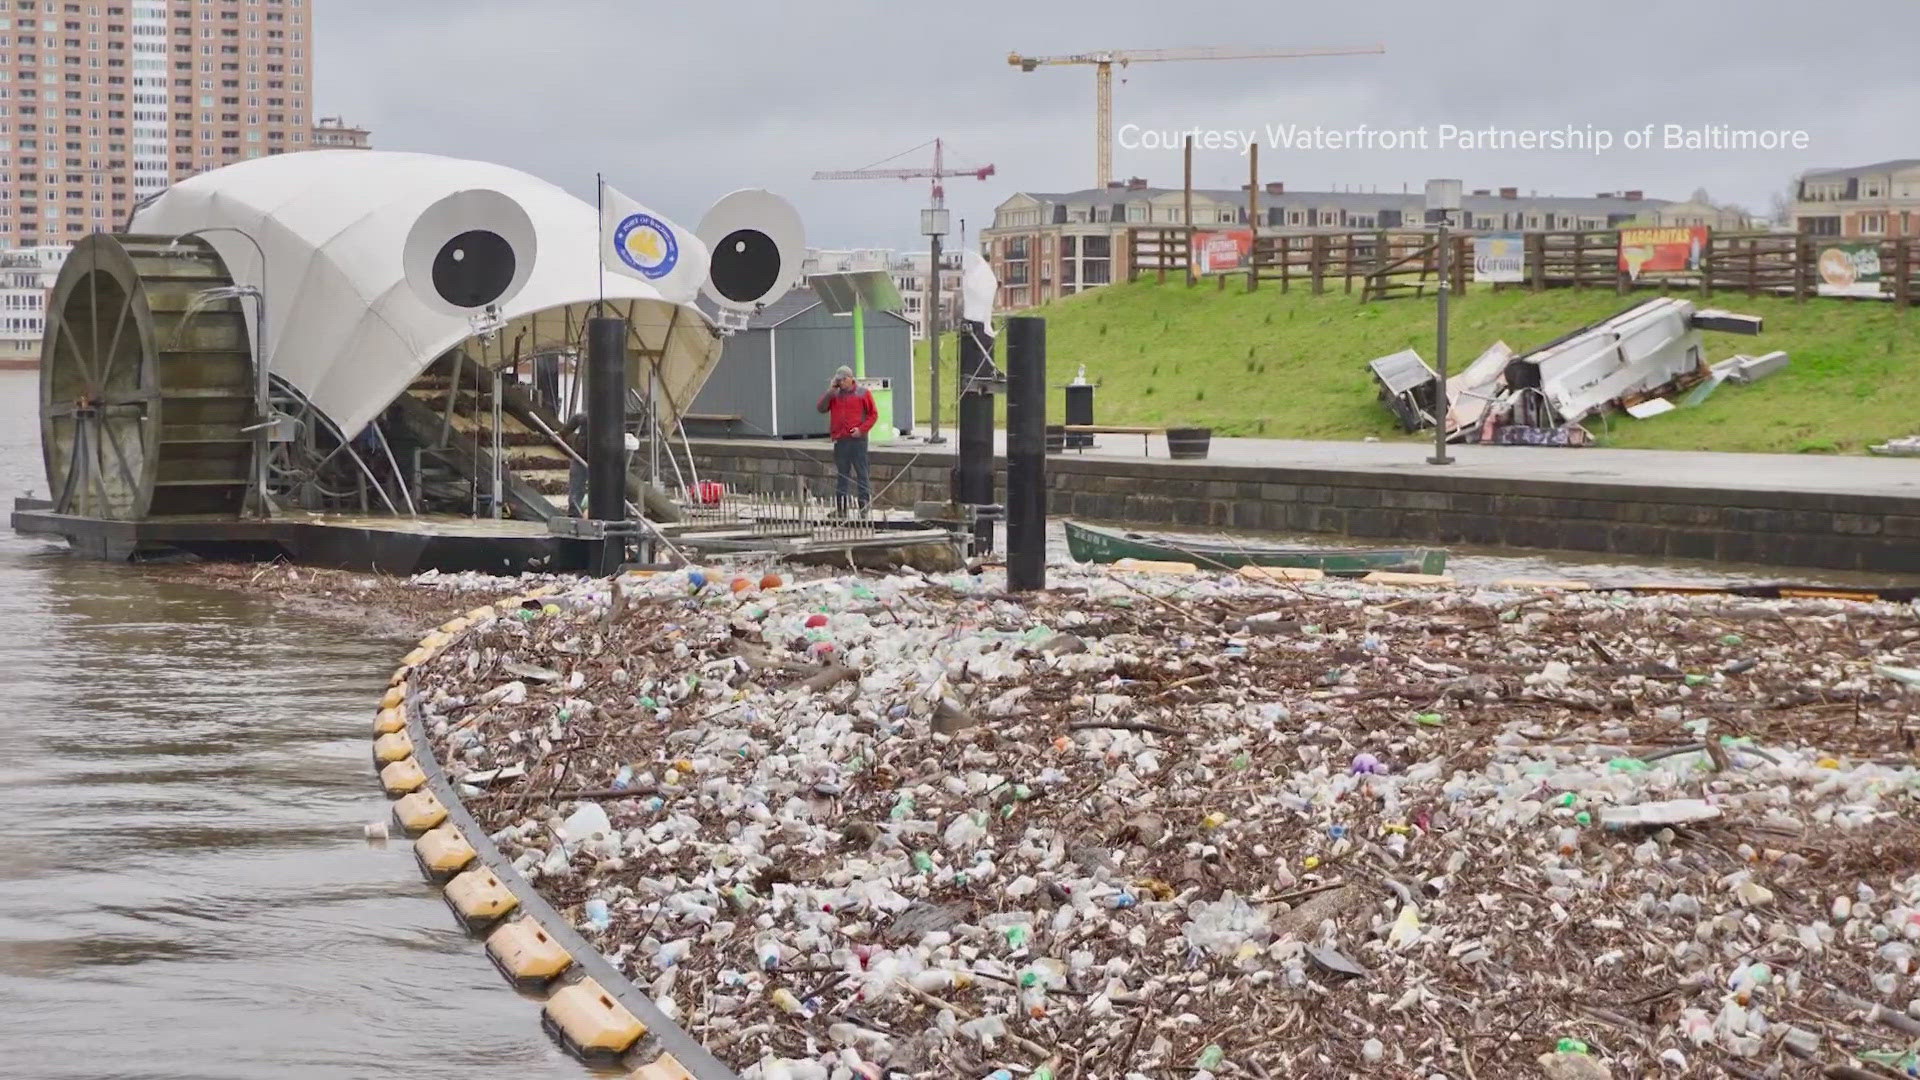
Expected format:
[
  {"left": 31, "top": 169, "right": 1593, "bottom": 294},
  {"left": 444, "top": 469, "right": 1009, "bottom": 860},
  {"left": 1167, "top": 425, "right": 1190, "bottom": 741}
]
[
  {"left": 798, "top": 247, "right": 961, "bottom": 340},
  {"left": 891, "top": 249, "right": 960, "bottom": 340},
  {"left": 1637, "top": 190, "right": 1754, "bottom": 232},
  {"left": 981, "top": 179, "right": 1670, "bottom": 309},
  {"left": 1792, "top": 159, "right": 1920, "bottom": 239},
  {"left": 0, "top": 244, "right": 63, "bottom": 360},
  {"left": 0, "top": 0, "right": 314, "bottom": 250}
]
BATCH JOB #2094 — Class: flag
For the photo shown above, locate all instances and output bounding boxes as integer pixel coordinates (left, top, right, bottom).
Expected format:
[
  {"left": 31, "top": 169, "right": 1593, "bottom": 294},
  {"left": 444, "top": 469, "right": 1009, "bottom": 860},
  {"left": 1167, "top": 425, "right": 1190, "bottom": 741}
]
[
  {"left": 960, "top": 249, "right": 998, "bottom": 325},
  {"left": 599, "top": 180, "right": 709, "bottom": 304}
]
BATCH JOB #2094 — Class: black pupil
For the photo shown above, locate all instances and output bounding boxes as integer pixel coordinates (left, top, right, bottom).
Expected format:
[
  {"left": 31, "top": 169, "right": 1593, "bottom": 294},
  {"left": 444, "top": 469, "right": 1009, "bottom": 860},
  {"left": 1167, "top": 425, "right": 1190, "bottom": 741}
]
[
  {"left": 431, "top": 229, "right": 515, "bottom": 308},
  {"left": 711, "top": 229, "right": 780, "bottom": 303}
]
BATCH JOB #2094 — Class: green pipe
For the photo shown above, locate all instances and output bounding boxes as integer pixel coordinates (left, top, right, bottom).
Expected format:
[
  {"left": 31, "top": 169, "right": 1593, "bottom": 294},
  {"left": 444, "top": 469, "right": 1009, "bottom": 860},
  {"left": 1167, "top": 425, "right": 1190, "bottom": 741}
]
[{"left": 853, "top": 301, "right": 866, "bottom": 379}]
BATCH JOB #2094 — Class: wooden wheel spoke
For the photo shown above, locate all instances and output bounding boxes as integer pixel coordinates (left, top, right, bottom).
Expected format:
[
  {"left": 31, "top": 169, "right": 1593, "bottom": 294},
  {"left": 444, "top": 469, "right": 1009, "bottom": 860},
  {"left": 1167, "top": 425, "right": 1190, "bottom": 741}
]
[
  {"left": 100, "top": 389, "right": 158, "bottom": 408},
  {"left": 99, "top": 286, "right": 134, "bottom": 390},
  {"left": 87, "top": 418, "right": 114, "bottom": 516},
  {"left": 57, "top": 326, "right": 102, "bottom": 391},
  {"left": 54, "top": 421, "right": 84, "bottom": 512},
  {"left": 97, "top": 415, "right": 143, "bottom": 497},
  {"left": 88, "top": 265, "right": 101, "bottom": 374},
  {"left": 44, "top": 401, "right": 78, "bottom": 419}
]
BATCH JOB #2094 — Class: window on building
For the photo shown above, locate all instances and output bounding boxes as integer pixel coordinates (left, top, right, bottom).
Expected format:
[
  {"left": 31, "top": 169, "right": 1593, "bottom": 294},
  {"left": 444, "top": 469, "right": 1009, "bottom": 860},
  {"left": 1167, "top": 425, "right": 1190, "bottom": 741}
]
[{"left": 1858, "top": 212, "right": 1886, "bottom": 235}]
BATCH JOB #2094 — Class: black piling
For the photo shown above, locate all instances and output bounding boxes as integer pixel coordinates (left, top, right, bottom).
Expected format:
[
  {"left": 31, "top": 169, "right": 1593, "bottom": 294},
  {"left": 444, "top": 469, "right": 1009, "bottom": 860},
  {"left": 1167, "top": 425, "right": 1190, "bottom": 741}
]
[
  {"left": 954, "top": 320, "right": 996, "bottom": 555},
  {"left": 586, "top": 316, "right": 628, "bottom": 576},
  {"left": 1005, "top": 316, "right": 1046, "bottom": 592}
]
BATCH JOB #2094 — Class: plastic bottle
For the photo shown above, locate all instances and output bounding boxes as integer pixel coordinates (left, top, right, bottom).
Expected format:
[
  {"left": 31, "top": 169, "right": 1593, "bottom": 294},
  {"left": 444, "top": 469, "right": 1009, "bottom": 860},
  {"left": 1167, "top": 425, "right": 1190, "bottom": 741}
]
[
  {"left": 756, "top": 936, "right": 783, "bottom": 970},
  {"left": 769, "top": 987, "right": 812, "bottom": 1017}
]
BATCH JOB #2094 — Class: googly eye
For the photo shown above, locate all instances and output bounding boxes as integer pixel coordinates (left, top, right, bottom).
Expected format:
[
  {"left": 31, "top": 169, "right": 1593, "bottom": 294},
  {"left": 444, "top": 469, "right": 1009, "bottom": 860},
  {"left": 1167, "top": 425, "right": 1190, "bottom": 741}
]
[
  {"left": 403, "top": 189, "right": 537, "bottom": 316},
  {"left": 695, "top": 189, "right": 805, "bottom": 312}
]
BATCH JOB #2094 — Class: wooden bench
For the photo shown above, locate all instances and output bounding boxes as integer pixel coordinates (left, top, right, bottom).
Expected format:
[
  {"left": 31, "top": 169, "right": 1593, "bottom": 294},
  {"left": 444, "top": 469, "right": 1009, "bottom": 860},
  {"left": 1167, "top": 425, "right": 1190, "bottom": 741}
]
[{"left": 1064, "top": 424, "right": 1163, "bottom": 455}]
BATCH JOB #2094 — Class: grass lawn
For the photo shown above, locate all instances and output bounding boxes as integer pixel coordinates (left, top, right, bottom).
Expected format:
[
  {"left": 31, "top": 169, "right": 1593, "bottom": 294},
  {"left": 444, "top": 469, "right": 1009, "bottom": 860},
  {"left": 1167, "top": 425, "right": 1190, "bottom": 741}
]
[{"left": 913, "top": 279, "right": 1920, "bottom": 454}]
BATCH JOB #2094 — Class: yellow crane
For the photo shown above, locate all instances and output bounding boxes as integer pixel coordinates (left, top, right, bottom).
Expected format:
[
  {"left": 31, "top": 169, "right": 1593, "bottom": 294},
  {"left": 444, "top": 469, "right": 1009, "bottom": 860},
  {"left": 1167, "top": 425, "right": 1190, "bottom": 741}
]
[{"left": 1008, "top": 45, "right": 1386, "bottom": 189}]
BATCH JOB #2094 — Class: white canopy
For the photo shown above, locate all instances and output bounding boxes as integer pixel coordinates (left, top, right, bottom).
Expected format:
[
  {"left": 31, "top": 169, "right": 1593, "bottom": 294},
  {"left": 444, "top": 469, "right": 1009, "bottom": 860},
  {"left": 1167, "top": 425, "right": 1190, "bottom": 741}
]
[{"left": 132, "top": 150, "right": 723, "bottom": 439}]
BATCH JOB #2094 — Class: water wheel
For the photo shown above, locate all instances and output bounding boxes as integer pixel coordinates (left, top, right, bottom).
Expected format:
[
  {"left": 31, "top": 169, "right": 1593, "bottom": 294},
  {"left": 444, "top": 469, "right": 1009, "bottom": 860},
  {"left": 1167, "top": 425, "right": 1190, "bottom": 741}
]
[{"left": 39, "top": 234, "right": 256, "bottom": 520}]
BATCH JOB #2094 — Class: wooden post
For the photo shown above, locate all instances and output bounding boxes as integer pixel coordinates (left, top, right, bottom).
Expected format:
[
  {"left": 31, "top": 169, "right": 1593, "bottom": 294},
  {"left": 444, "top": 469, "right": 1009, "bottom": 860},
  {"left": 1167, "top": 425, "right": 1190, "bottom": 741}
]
[
  {"left": 1126, "top": 228, "right": 1137, "bottom": 284},
  {"left": 1746, "top": 239, "right": 1758, "bottom": 298},
  {"left": 1246, "top": 143, "right": 1259, "bottom": 293},
  {"left": 1311, "top": 234, "right": 1326, "bottom": 294},
  {"left": 1183, "top": 136, "right": 1195, "bottom": 287},
  {"left": 1279, "top": 235, "right": 1290, "bottom": 293},
  {"left": 1528, "top": 233, "right": 1545, "bottom": 291},
  {"left": 1791, "top": 234, "right": 1807, "bottom": 301},
  {"left": 1156, "top": 228, "right": 1167, "bottom": 285},
  {"left": 1700, "top": 234, "right": 1714, "bottom": 298},
  {"left": 1896, "top": 238, "right": 1912, "bottom": 308}
]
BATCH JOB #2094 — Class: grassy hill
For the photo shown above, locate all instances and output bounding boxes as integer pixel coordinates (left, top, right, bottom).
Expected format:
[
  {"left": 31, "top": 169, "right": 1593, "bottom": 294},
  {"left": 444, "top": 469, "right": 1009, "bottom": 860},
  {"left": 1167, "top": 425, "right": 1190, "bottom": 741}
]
[{"left": 913, "top": 279, "right": 1920, "bottom": 454}]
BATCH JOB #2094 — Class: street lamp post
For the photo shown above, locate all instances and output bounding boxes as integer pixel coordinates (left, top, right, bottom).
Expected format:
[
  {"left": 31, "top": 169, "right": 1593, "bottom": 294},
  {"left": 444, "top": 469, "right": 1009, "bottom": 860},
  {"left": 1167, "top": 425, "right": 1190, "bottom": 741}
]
[
  {"left": 1424, "top": 180, "right": 1461, "bottom": 467},
  {"left": 922, "top": 207, "right": 950, "bottom": 445}
]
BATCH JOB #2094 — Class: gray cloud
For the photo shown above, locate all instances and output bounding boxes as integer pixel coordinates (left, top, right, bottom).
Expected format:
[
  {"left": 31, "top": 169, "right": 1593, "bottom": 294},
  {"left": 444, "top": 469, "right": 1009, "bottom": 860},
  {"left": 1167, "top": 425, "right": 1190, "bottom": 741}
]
[{"left": 318, "top": 0, "right": 1920, "bottom": 247}]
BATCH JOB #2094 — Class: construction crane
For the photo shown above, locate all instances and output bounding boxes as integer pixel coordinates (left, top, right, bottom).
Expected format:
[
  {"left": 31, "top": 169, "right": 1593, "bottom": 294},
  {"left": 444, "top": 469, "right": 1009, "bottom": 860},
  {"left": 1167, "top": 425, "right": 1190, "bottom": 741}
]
[
  {"left": 811, "top": 138, "right": 996, "bottom": 211},
  {"left": 1007, "top": 45, "right": 1386, "bottom": 189},
  {"left": 812, "top": 139, "right": 996, "bottom": 444}
]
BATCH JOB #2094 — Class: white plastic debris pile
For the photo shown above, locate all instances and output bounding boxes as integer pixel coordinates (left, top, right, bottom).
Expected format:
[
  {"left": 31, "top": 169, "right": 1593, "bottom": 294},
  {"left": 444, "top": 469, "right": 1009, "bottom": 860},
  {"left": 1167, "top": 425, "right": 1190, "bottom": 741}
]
[
  {"left": 407, "top": 564, "right": 1920, "bottom": 1078},
  {"left": 1870, "top": 435, "right": 1920, "bottom": 458},
  {"left": 1370, "top": 297, "right": 1772, "bottom": 446}
]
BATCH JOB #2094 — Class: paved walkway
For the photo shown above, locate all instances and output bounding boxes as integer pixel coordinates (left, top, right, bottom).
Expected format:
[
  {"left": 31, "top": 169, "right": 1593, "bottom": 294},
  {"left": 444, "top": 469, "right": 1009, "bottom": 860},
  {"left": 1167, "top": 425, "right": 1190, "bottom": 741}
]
[{"left": 722, "top": 433, "right": 1920, "bottom": 501}]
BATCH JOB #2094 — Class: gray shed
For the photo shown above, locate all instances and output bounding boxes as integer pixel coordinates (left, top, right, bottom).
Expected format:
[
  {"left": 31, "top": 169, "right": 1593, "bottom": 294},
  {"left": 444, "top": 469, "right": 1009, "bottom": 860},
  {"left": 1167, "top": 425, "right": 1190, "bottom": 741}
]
[{"left": 685, "top": 287, "right": 915, "bottom": 439}]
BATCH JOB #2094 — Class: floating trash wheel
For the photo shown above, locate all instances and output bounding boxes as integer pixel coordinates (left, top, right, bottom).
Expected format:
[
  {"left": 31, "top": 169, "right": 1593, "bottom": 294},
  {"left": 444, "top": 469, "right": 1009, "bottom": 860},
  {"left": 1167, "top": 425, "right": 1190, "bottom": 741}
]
[{"left": 39, "top": 234, "right": 256, "bottom": 520}]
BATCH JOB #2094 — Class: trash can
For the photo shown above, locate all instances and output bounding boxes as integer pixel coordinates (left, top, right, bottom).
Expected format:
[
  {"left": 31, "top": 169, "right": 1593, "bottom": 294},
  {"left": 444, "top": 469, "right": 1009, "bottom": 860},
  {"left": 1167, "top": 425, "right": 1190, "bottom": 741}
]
[
  {"left": 1166, "top": 427, "right": 1212, "bottom": 460},
  {"left": 1065, "top": 365, "right": 1095, "bottom": 449},
  {"left": 860, "top": 377, "right": 895, "bottom": 446},
  {"left": 1064, "top": 382, "right": 1094, "bottom": 450}
]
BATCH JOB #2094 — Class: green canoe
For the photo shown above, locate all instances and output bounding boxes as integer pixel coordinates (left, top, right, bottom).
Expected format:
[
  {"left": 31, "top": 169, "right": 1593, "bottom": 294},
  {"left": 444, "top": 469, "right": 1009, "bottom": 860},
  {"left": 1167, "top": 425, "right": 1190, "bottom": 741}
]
[{"left": 1064, "top": 520, "right": 1447, "bottom": 577}]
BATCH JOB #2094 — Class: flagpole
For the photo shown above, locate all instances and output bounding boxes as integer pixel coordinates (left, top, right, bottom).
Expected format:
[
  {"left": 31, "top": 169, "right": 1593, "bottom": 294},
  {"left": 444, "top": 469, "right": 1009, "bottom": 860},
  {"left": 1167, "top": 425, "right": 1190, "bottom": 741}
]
[{"left": 595, "top": 173, "right": 606, "bottom": 307}]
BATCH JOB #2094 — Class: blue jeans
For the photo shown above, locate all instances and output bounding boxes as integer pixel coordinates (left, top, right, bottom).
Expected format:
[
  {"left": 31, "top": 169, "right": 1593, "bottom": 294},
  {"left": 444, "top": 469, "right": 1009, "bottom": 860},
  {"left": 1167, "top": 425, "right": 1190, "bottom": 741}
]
[{"left": 833, "top": 435, "right": 870, "bottom": 513}]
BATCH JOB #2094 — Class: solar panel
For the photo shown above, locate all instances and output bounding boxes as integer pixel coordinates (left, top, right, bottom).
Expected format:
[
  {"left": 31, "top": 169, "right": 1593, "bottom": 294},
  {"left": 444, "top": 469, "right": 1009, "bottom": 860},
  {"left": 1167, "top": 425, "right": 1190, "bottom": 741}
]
[{"left": 808, "top": 270, "right": 904, "bottom": 315}]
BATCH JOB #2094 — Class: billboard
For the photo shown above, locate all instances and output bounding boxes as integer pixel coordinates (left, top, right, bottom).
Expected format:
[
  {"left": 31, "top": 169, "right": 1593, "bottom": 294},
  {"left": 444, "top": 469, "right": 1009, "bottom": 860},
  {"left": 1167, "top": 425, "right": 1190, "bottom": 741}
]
[
  {"left": 1815, "top": 242, "right": 1883, "bottom": 297},
  {"left": 1618, "top": 225, "right": 1708, "bottom": 280},
  {"left": 1473, "top": 233, "right": 1525, "bottom": 283},
  {"left": 1190, "top": 229, "right": 1253, "bottom": 275}
]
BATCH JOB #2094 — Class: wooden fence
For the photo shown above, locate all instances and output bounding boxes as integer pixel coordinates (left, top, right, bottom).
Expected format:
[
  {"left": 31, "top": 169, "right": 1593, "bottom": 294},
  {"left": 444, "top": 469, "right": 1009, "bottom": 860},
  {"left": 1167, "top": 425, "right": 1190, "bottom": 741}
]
[{"left": 1126, "top": 227, "right": 1920, "bottom": 306}]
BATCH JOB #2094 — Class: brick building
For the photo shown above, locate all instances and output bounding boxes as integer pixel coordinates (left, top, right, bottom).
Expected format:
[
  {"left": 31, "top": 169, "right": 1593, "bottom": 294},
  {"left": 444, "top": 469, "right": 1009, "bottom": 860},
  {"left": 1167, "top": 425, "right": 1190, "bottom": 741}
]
[{"left": 1792, "top": 160, "right": 1920, "bottom": 239}]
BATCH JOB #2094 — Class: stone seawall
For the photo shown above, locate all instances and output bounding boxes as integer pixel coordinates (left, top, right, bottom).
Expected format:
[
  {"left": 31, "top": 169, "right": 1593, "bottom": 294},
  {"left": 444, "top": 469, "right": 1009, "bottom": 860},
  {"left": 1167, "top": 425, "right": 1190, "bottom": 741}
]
[{"left": 685, "top": 438, "right": 1920, "bottom": 573}]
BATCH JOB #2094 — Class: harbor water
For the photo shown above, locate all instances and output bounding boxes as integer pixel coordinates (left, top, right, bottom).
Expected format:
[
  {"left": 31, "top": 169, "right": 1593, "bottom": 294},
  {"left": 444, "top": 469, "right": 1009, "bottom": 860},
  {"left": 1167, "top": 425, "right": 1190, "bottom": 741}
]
[{"left": 0, "top": 368, "right": 581, "bottom": 1078}]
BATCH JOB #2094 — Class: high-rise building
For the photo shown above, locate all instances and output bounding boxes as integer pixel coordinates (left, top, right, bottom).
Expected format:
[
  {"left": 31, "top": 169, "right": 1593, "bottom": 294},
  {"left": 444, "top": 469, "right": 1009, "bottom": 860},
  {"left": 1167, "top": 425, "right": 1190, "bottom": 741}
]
[{"left": 0, "top": 0, "right": 315, "bottom": 250}]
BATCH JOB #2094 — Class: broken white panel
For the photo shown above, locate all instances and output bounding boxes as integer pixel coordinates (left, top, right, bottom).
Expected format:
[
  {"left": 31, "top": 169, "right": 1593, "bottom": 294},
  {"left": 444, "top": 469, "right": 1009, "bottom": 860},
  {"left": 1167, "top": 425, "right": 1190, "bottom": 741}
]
[
  {"left": 1445, "top": 340, "right": 1513, "bottom": 433},
  {"left": 1731, "top": 350, "right": 1789, "bottom": 384},
  {"left": 1869, "top": 435, "right": 1920, "bottom": 457},
  {"left": 1625, "top": 398, "right": 1675, "bottom": 419},
  {"left": 1509, "top": 297, "right": 1707, "bottom": 424}
]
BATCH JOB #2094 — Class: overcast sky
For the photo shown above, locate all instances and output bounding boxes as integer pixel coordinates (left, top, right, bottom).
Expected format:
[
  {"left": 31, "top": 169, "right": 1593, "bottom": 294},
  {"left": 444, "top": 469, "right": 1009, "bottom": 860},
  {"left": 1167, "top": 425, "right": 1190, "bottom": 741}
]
[{"left": 316, "top": 0, "right": 1920, "bottom": 251}]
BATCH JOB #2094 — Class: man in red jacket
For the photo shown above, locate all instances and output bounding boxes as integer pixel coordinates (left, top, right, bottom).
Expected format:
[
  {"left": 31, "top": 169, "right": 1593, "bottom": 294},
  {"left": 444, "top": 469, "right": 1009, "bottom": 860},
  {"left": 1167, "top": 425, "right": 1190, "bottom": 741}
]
[{"left": 816, "top": 365, "right": 878, "bottom": 515}]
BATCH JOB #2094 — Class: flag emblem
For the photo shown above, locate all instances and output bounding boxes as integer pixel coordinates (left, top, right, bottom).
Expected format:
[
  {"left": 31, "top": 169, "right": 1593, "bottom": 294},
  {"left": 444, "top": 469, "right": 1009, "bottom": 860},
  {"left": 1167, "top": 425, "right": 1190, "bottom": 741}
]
[{"left": 614, "top": 213, "right": 679, "bottom": 279}]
